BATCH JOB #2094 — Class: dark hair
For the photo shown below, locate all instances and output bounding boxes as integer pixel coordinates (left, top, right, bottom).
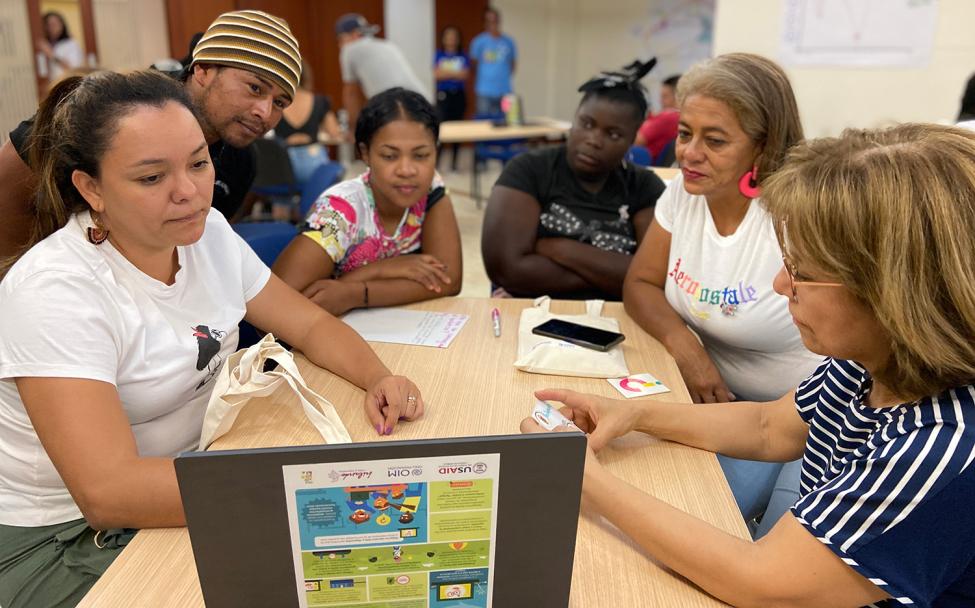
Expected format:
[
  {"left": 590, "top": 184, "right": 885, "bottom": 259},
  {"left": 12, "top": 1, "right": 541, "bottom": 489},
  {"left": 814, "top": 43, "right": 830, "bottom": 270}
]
[
  {"left": 354, "top": 87, "right": 440, "bottom": 151},
  {"left": 42, "top": 12, "right": 71, "bottom": 43},
  {"left": 440, "top": 25, "right": 463, "bottom": 51},
  {"left": 959, "top": 73, "right": 975, "bottom": 121},
  {"left": 0, "top": 71, "right": 197, "bottom": 278},
  {"left": 577, "top": 58, "right": 656, "bottom": 124},
  {"left": 485, "top": 7, "right": 500, "bottom": 20},
  {"left": 662, "top": 74, "right": 681, "bottom": 88}
]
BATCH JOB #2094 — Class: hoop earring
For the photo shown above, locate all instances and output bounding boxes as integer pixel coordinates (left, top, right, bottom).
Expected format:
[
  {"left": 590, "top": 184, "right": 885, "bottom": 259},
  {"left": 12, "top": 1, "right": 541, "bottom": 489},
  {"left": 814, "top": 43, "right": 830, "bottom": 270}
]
[
  {"left": 738, "top": 165, "right": 761, "bottom": 199},
  {"left": 86, "top": 215, "right": 109, "bottom": 245}
]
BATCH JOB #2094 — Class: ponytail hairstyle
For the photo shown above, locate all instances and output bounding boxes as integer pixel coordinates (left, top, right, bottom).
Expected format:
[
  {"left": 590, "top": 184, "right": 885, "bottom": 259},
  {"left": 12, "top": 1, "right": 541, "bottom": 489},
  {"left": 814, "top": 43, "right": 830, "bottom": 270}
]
[
  {"left": 576, "top": 57, "right": 656, "bottom": 125},
  {"left": 0, "top": 70, "right": 197, "bottom": 278}
]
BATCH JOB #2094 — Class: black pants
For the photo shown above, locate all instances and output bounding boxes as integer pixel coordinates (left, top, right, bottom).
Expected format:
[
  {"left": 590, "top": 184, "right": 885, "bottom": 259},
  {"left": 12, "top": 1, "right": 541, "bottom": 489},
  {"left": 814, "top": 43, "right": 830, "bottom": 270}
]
[{"left": 437, "top": 88, "right": 466, "bottom": 170}]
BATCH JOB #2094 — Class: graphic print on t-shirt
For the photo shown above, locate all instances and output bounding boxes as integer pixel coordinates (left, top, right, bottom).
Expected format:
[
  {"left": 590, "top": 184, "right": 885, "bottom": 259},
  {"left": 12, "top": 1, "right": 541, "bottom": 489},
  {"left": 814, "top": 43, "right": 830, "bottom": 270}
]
[
  {"left": 668, "top": 257, "right": 758, "bottom": 319},
  {"left": 539, "top": 203, "right": 636, "bottom": 254},
  {"left": 192, "top": 325, "right": 226, "bottom": 389}
]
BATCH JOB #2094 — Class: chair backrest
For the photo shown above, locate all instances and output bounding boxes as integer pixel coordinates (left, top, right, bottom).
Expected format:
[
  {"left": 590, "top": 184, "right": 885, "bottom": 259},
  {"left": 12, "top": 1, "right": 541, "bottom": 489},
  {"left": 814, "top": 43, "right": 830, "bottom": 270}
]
[
  {"left": 626, "top": 145, "right": 652, "bottom": 167},
  {"left": 251, "top": 138, "right": 298, "bottom": 191},
  {"left": 473, "top": 111, "right": 527, "bottom": 161},
  {"left": 231, "top": 222, "right": 297, "bottom": 267},
  {"left": 299, "top": 162, "right": 345, "bottom": 219},
  {"left": 655, "top": 139, "right": 676, "bottom": 167}
]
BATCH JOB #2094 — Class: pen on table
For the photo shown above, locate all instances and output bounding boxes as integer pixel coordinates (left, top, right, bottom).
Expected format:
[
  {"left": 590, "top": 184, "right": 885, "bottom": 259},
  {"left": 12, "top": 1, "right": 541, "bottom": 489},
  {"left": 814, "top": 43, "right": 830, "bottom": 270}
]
[{"left": 491, "top": 307, "right": 501, "bottom": 338}]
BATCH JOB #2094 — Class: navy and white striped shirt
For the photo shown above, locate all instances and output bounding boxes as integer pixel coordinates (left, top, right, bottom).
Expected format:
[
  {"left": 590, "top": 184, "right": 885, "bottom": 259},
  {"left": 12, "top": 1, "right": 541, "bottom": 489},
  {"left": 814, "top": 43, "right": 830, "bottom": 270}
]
[{"left": 792, "top": 358, "right": 975, "bottom": 608}]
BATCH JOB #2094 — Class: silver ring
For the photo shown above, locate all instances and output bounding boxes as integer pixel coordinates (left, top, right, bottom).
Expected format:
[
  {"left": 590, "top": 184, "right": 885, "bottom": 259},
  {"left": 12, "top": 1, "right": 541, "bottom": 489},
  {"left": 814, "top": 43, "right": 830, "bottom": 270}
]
[{"left": 407, "top": 395, "right": 417, "bottom": 407}]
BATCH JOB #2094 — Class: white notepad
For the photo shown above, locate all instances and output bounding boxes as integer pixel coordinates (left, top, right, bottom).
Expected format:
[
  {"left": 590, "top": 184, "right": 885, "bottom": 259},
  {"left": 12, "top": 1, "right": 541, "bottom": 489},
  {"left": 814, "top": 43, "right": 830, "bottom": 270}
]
[{"left": 342, "top": 308, "right": 469, "bottom": 348}]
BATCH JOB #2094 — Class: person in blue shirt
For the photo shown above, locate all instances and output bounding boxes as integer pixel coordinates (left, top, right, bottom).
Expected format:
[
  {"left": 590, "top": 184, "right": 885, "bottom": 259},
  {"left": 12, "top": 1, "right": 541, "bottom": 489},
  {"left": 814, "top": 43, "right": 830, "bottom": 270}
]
[
  {"left": 434, "top": 25, "right": 470, "bottom": 172},
  {"left": 523, "top": 123, "right": 975, "bottom": 608},
  {"left": 469, "top": 7, "right": 517, "bottom": 116}
]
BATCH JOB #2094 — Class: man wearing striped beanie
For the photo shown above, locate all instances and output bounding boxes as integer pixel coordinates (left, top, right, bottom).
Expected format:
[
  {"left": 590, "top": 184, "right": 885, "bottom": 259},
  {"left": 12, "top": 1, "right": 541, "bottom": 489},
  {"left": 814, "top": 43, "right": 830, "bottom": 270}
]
[
  {"left": 0, "top": 9, "right": 303, "bottom": 235},
  {"left": 182, "top": 9, "right": 302, "bottom": 218}
]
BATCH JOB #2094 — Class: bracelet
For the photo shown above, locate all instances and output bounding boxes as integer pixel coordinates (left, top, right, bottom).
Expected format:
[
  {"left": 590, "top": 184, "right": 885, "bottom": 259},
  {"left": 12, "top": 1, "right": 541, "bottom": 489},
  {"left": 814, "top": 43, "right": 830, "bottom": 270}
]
[{"left": 363, "top": 281, "right": 369, "bottom": 308}]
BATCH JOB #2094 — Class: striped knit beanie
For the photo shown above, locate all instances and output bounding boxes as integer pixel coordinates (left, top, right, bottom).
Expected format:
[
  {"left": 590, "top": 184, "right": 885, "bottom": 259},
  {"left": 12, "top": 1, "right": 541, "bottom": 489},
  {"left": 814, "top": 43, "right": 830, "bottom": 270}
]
[{"left": 191, "top": 10, "right": 301, "bottom": 100}]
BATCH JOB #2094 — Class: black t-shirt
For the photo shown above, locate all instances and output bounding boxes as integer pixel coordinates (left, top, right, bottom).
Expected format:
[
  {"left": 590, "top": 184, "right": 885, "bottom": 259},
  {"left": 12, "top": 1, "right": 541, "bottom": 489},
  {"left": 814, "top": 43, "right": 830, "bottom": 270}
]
[
  {"left": 9, "top": 117, "right": 256, "bottom": 221},
  {"left": 274, "top": 94, "right": 331, "bottom": 141},
  {"left": 495, "top": 145, "right": 666, "bottom": 255}
]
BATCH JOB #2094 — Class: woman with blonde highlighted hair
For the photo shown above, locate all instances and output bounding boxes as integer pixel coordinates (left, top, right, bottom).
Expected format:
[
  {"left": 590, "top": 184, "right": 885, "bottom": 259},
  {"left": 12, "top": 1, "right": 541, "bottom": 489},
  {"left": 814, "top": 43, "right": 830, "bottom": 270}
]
[
  {"left": 525, "top": 124, "right": 975, "bottom": 607},
  {"left": 623, "top": 52, "right": 821, "bottom": 537}
]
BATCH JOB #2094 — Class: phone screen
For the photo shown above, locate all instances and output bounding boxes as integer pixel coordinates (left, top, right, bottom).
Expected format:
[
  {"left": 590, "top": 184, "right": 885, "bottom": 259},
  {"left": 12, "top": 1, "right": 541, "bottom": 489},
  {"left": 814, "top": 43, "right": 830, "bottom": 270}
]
[{"left": 531, "top": 319, "right": 625, "bottom": 351}]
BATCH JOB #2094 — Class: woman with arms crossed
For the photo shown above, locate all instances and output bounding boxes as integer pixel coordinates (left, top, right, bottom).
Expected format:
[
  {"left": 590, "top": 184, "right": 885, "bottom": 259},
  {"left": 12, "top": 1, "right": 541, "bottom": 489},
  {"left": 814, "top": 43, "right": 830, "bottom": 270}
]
[
  {"left": 527, "top": 124, "right": 975, "bottom": 607},
  {"left": 0, "top": 71, "right": 423, "bottom": 608}
]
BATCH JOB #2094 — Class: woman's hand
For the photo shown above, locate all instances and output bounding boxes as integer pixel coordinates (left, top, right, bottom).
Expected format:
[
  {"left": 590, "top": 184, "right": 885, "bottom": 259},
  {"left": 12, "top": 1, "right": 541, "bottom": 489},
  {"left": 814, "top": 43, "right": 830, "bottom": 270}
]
[
  {"left": 36, "top": 38, "right": 54, "bottom": 58},
  {"left": 302, "top": 279, "right": 360, "bottom": 315},
  {"left": 674, "top": 350, "right": 735, "bottom": 404},
  {"left": 364, "top": 375, "right": 425, "bottom": 436},
  {"left": 531, "top": 389, "right": 644, "bottom": 452},
  {"left": 375, "top": 254, "right": 452, "bottom": 292},
  {"left": 519, "top": 405, "right": 603, "bottom": 480}
]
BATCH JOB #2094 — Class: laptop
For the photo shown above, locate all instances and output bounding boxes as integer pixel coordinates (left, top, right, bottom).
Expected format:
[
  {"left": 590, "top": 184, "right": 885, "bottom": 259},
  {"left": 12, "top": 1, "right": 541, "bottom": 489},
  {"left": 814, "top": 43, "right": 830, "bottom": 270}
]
[{"left": 176, "top": 433, "right": 587, "bottom": 608}]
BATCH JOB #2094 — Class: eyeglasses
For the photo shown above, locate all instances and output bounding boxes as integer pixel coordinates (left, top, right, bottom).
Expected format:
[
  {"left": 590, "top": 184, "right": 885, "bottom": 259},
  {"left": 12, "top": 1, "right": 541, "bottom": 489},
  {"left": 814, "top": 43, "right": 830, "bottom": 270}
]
[{"left": 775, "top": 219, "right": 844, "bottom": 302}]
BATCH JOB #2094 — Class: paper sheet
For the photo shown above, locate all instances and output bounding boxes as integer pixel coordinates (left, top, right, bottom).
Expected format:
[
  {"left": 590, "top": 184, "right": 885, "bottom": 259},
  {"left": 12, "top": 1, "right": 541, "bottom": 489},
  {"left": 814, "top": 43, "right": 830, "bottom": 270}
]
[{"left": 342, "top": 308, "right": 469, "bottom": 348}]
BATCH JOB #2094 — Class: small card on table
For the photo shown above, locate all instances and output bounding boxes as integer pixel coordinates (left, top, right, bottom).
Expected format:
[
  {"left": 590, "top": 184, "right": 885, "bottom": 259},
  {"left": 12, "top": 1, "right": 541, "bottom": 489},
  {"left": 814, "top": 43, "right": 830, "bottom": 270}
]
[{"left": 607, "top": 373, "right": 670, "bottom": 398}]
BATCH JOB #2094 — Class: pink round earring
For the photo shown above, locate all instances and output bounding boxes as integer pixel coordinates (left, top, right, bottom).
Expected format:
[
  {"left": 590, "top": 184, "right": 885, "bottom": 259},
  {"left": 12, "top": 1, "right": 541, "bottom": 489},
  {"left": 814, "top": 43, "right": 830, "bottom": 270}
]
[{"left": 738, "top": 165, "right": 761, "bottom": 199}]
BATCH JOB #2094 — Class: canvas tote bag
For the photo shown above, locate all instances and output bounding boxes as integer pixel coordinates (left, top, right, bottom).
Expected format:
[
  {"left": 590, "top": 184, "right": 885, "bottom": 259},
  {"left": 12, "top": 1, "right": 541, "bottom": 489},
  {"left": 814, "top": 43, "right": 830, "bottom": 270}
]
[
  {"left": 513, "top": 296, "right": 629, "bottom": 378},
  {"left": 198, "top": 333, "right": 352, "bottom": 450}
]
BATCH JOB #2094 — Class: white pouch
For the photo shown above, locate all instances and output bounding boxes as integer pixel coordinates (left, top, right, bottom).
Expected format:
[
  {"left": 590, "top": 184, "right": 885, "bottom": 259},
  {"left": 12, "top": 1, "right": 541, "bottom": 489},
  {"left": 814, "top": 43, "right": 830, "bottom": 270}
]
[
  {"left": 198, "top": 333, "right": 352, "bottom": 450},
  {"left": 513, "top": 296, "right": 629, "bottom": 378}
]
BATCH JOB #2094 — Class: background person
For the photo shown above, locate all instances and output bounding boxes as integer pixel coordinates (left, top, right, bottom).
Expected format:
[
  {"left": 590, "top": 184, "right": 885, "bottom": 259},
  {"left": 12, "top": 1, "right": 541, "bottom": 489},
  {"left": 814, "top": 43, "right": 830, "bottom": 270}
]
[
  {"left": 524, "top": 123, "right": 975, "bottom": 608},
  {"left": 623, "top": 53, "right": 822, "bottom": 536},
  {"left": 469, "top": 7, "right": 517, "bottom": 116},
  {"left": 35, "top": 11, "right": 84, "bottom": 82},
  {"left": 0, "top": 71, "right": 422, "bottom": 608},
  {"left": 276, "top": 59, "right": 343, "bottom": 183},
  {"left": 434, "top": 25, "right": 470, "bottom": 172},
  {"left": 634, "top": 74, "right": 681, "bottom": 163},
  {"left": 482, "top": 61, "right": 665, "bottom": 300},
  {"left": 336, "top": 13, "right": 427, "bottom": 130},
  {"left": 273, "top": 88, "right": 462, "bottom": 316}
]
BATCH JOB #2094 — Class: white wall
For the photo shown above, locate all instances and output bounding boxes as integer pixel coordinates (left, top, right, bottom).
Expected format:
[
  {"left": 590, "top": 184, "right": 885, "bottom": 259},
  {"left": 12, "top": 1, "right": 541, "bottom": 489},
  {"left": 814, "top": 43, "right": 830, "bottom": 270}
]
[
  {"left": 713, "top": 0, "right": 975, "bottom": 137},
  {"left": 491, "top": 0, "right": 711, "bottom": 121},
  {"left": 0, "top": 1, "right": 39, "bottom": 140},
  {"left": 491, "top": 0, "right": 975, "bottom": 136},
  {"left": 94, "top": 0, "right": 170, "bottom": 72},
  {"left": 384, "top": 0, "right": 435, "bottom": 99}
]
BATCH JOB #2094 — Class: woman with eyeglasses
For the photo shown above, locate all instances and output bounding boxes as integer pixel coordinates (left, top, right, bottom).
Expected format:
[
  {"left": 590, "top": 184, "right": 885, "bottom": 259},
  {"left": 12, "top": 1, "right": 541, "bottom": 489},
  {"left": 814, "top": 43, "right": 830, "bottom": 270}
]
[
  {"left": 622, "top": 53, "right": 822, "bottom": 537},
  {"left": 525, "top": 123, "right": 975, "bottom": 607}
]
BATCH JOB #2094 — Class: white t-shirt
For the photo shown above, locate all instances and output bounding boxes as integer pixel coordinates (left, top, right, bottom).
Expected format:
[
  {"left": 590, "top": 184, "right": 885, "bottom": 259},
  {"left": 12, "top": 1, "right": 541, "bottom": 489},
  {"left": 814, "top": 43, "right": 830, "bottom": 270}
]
[
  {"left": 0, "top": 209, "right": 270, "bottom": 526},
  {"left": 653, "top": 174, "right": 822, "bottom": 401},
  {"left": 48, "top": 38, "right": 84, "bottom": 80}
]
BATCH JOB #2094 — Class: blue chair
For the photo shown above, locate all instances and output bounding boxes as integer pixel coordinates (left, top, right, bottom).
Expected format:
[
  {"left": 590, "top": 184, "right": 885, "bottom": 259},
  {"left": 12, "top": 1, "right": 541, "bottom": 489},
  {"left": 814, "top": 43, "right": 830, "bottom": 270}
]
[
  {"left": 626, "top": 145, "right": 652, "bottom": 167},
  {"left": 231, "top": 222, "right": 297, "bottom": 267},
  {"left": 471, "top": 112, "right": 529, "bottom": 208},
  {"left": 251, "top": 138, "right": 300, "bottom": 199},
  {"left": 299, "top": 161, "right": 345, "bottom": 219}
]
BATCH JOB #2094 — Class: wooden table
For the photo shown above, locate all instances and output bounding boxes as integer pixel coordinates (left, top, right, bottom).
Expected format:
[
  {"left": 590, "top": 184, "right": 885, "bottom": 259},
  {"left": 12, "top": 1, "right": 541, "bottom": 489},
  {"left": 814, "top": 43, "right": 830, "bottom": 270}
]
[
  {"left": 79, "top": 298, "right": 746, "bottom": 608},
  {"left": 439, "top": 118, "right": 569, "bottom": 208}
]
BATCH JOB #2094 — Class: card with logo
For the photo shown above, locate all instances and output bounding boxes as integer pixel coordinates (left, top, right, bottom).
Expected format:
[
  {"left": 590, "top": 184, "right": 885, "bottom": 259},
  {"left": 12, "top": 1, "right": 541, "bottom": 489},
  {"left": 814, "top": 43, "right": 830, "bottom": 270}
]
[
  {"left": 531, "top": 399, "right": 576, "bottom": 431},
  {"left": 607, "top": 373, "right": 670, "bottom": 398}
]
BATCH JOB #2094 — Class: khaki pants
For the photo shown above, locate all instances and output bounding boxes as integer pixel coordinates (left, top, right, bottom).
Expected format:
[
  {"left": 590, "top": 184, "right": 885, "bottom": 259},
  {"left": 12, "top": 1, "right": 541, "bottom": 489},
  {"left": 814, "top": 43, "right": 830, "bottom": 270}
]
[{"left": 0, "top": 519, "right": 133, "bottom": 608}]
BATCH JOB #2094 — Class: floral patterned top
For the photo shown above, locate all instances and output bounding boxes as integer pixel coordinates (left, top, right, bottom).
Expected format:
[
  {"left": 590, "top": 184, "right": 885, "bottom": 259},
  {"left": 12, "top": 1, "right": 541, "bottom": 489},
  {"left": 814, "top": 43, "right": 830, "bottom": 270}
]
[{"left": 301, "top": 171, "right": 446, "bottom": 275}]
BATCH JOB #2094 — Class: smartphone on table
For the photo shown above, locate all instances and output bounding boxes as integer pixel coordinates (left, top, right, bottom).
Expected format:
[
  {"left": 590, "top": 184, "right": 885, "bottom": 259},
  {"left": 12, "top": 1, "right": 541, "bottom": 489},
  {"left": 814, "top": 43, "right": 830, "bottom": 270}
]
[{"left": 531, "top": 319, "right": 625, "bottom": 352}]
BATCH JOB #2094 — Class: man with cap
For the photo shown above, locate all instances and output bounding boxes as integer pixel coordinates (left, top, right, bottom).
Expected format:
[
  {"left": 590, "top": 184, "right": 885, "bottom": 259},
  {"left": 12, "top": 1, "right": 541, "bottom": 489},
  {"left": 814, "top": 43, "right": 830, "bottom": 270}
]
[
  {"left": 0, "top": 9, "right": 301, "bottom": 261},
  {"left": 336, "top": 13, "right": 427, "bottom": 129}
]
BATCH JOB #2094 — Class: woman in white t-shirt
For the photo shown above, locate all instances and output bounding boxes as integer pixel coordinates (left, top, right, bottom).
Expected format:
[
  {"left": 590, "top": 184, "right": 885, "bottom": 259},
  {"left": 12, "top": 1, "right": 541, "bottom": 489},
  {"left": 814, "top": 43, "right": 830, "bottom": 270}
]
[
  {"left": 623, "top": 54, "right": 822, "bottom": 538},
  {"left": 35, "top": 11, "right": 84, "bottom": 82},
  {"left": 0, "top": 71, "right": 424, "bottom": 608}
]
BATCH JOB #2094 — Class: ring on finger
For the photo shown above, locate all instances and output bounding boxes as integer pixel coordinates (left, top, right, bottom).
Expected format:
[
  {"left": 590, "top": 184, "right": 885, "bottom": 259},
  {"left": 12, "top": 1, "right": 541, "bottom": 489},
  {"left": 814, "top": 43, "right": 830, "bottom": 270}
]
[{"left": 407, "top": 394, "right": 417, "bottom": 408}]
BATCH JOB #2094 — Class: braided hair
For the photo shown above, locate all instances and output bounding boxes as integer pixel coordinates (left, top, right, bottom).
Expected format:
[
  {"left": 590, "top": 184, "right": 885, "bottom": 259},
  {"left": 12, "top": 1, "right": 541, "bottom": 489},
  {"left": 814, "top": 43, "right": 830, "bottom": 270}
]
[{"left": 577, "top": 58, "right": 656, "bottom": 124}]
